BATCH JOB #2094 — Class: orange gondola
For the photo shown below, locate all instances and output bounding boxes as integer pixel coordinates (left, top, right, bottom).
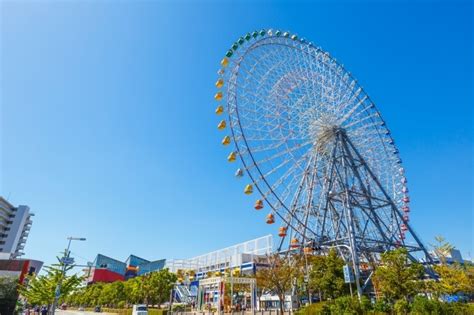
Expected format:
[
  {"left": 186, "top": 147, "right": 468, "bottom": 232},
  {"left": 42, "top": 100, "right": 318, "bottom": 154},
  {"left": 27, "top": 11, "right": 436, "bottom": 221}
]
[
  {"left": 215, "top": 78, "right": 224, "bottom": 88},
  {"left": 254, "top": 199, "right": 264, "bottom": 210},
  {"left": 278, "top": 226, "right": 287, "bottom": 237},
  {"left": 222, "top": 136, "right": 231, "bottom": 146},
  {"left": 266, "top": 213, "right": 275, "bottom": 224},
  {"left": 290, "top": 238, "right": 300, "bottom": 248},
  {"left": 215, "top": 105, "right": 224, "bottom": 115},
  {"left": 217, "top": 120, "right": 226, "bottom": 130}
]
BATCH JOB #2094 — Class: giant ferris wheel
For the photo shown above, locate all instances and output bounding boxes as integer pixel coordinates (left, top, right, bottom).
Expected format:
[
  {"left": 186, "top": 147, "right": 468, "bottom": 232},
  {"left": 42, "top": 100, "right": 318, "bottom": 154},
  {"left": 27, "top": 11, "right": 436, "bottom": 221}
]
[{"left": 213, "top": 29, "right": 433, "bottom": 293}]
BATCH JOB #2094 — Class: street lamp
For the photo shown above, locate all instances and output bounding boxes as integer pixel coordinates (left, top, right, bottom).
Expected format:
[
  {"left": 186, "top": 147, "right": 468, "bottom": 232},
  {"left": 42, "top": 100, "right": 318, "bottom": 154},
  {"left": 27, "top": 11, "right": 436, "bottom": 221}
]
[{"left": 51, "top": 236, "right": 86, "bottom": 315}]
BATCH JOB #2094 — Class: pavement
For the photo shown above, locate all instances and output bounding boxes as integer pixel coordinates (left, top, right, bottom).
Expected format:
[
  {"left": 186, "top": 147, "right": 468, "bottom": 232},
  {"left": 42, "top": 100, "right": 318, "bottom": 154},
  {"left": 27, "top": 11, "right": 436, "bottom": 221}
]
[{"left": 55, "top": 310, "right": 117, "bottom": 315}]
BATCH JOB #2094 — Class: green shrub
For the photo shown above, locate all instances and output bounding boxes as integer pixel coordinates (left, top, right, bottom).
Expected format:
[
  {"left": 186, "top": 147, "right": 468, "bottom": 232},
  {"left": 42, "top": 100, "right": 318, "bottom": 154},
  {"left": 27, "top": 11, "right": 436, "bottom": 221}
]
[
  {"left": 99, "top": 308, "right": 167, "bottom": 315},
  {"left": 171, "top": 304, "right": 186, "bottom": 312},
  {"left": 117, "top": 301, "right": 126, "bottom": 308},
  {"left": 294, "top": 302, "right": 328, "bottom": 315},
  {"left": 373, "top": 298, "right": 392, "bottom": 313},
  {"left": 394, "top": 298, "right": 409, "bottom": 315},
  {"left": 359, "top": 295, "right": 372, "bottom": 313},
  {"left": 329, "top": 296, "right": 366, "bottom": 314}
]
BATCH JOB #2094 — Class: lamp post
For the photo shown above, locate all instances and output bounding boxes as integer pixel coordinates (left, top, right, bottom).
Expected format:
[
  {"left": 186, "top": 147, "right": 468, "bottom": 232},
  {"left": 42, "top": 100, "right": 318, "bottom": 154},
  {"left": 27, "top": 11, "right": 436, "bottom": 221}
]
[{"left": 51, "top": 237, "right": 86, "bottom": 315}]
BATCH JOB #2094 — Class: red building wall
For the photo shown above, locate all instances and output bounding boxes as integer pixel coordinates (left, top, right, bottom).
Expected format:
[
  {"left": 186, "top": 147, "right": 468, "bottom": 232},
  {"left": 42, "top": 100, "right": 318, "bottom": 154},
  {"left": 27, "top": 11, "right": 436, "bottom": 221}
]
[{"left": 91, "top": 268, "right": 125, "bottom": 283}]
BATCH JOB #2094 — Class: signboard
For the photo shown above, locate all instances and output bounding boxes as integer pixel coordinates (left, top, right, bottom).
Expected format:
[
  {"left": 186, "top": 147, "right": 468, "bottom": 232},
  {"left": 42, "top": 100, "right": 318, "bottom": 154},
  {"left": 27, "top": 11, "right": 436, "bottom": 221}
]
[
  {"left": 61, "top": 257, "right": 75, "bottom": 265},
  {"left": 343, "top": 264, "right": 354, "bottom": 283}
]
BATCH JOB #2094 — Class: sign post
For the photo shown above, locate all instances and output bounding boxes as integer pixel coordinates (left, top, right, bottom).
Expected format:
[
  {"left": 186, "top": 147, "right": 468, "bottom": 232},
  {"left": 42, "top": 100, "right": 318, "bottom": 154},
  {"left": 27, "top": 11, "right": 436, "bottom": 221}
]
[{"left": 343, "top": 264, "right": 355, "bottom": 297}]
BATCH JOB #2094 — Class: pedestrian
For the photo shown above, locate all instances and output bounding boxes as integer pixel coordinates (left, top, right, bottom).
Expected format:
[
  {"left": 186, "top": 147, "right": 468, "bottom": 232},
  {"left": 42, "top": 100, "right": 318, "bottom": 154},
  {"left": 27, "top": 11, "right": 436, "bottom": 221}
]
[{"left": 40, "top": 305, "right": 48, "bottom": 315}]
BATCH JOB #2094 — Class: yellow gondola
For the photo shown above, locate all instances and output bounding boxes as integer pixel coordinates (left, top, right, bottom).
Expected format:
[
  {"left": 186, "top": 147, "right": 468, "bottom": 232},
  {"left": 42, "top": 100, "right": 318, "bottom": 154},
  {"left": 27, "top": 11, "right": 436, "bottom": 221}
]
[
  {"left": 217, "top": 120, "right": 226, "bottom": 130},
  {"left": 214, "top": 91, "right": 223, "bottom": 101},
  {"left": 303, "top": 247, "right": 313, "bottom": 255},
  {"left": 254, "top": 199, "right": 264, "bottom": 210},
  {"left": 215, "top": 105, "right": 224, "bottom": 115},
  {"left": 222, "top": 136, "right": 231, "bottom": 146},
  {"left": 266, "top": 213, "right": 275, "bottom": 224},
  {"left": 215, "top": 78, "right": 224, "bottom": 88},
  {"left": 221, "top": 57, "right": 229, "bottom": 67},
  {"left": 227, "top": 152, "right": 237, "bottom": 162},
  {"left": 244, "top": 184, "right": 253, "bottom": 194}
]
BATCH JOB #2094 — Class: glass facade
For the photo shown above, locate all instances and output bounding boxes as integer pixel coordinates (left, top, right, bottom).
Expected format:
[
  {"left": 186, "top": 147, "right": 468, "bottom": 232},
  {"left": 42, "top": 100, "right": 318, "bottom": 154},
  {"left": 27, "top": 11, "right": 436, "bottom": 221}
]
[
  {"left": 126, "top": 255, "right": 149, "bottom": 267},
  {"left": 137, "top": 259, "right": 166, "bottom": 275},
  {"left": 94, "top": 254, "right": 126, "bottom": 275}
]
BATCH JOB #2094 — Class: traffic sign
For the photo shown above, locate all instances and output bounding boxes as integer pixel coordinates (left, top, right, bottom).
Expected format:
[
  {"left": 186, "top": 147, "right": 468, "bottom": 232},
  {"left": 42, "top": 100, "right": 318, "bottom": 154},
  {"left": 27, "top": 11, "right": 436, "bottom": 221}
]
[
  {"left": 343, "top": 264, "right": 355, "bottom": 283},
  {"left": 60, "top": 257, "right": 75, "bottom": 265}
]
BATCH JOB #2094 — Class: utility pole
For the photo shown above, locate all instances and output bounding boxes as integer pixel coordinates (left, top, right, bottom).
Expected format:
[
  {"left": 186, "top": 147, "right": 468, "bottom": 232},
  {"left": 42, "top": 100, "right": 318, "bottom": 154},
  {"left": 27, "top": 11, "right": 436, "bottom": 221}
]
[{"left": 51, "top": 237, "right": 86, "bottom": 315}]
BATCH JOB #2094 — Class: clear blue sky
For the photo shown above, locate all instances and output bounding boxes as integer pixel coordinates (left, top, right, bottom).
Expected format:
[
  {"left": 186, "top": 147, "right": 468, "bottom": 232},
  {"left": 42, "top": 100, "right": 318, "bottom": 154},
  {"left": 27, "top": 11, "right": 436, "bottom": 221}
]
[{"left": 1, "top": 0, "right": 472, "bottom": 268}]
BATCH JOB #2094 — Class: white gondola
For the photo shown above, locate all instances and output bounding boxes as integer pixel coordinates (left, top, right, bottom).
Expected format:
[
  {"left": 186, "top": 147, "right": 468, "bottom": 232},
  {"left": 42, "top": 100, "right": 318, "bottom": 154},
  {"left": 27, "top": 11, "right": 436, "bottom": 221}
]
[{"left": 235, "top": 168, "right": 244, "bottom": 177}]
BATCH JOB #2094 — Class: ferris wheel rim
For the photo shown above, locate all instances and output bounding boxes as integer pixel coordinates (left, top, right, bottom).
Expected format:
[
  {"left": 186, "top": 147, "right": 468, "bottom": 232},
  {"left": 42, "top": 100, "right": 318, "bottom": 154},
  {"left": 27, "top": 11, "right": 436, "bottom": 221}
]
[
  {"left": 215, "top": 29, "right": 414, "bottom": 253},
  {"left": 227, "top": 37, "right": 401, "bottom": 214}
]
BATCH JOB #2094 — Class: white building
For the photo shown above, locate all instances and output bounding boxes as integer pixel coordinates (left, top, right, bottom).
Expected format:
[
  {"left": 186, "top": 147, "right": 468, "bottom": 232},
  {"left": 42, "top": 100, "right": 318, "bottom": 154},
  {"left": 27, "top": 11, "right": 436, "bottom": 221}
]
[
  {"left": 0, "top": 197, "right": 34, "bottom": 259},
  {"left": 165, "top": 235, "right": 273, "bottom": 277}
]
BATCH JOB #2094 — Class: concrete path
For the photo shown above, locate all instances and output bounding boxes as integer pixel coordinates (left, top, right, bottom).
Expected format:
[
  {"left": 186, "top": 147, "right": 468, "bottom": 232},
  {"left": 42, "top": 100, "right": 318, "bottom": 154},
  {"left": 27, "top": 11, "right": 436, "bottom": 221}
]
[{"left": 55, "top": 310, "right": 117, "bottom": 315}]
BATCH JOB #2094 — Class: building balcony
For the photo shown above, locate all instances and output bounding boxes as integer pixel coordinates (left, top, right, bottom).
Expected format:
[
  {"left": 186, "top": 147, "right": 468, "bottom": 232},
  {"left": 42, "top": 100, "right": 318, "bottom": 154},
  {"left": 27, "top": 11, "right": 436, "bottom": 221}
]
[
  {"left": 12, "top": 252, "right": 25, "bottom": 258},
  {"left": 0, "top": 212, "right": 10, "bottom": 221}
]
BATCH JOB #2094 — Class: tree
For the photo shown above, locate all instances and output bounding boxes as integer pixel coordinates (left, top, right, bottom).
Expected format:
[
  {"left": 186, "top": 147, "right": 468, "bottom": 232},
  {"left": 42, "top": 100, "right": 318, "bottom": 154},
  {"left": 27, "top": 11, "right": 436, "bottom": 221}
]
[
  {"left": 427, "top": 263, "right": 473, "bottom": 298},
  {"left": 431, "top": 235, "right": 455, "bottom": 264},
  {"left": 426, "top": 235, "right": 474, "bottom": 298},
  {"left": 373, "top": 248, "right": 424, "bottom": 301},
  {"left": 307, "top": 249, "right": 346, "bottom": 300},
  {"left": 142, "top": 269, "right": 177, "bottom": 307},
  {"left": 256, "top": 254, "right": 302, "bottom": 314},
  {"left": 0, "top": 276, "right": 19, "bottom": 315},
  {"left": 19, "top": 263, "right": 83, "bottom": 306},
  {"left": 66, "top": 268, "right": 177, "bottom": 308}
]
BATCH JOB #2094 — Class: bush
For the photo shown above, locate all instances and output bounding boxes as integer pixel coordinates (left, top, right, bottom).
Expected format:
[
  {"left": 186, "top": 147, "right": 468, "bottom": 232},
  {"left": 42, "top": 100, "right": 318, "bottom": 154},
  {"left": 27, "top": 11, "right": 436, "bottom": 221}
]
[
  {"left": 359, "top": 295, "right": 372, "bottom": 313},
  {"left": 294, "top": 302, "right": 328, "bottom": 315},
  {"left": 296, "top": 296, "right": 374, "bottom": 314},
  {"left": 394, "top": 298, "right": 409, "bottom": 315},
  {"left": 410, "top": 296, "right": 443, "bottom": 314},
  {"left": 373, "top": 298, "right": 392, "bottom": 313},
  {"left": 409, "top": 296, "right": 474, "bottom": 315},
  {"left": 99, "top": 308, "right": 167, "bottom": 315}
]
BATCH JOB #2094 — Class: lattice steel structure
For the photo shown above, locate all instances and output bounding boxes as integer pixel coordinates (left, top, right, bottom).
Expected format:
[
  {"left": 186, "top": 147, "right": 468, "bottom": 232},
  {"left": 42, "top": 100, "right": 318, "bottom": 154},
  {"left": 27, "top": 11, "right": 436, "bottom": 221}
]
[{"left": 213, "top": 29, "right": 433, "bottom": 295}]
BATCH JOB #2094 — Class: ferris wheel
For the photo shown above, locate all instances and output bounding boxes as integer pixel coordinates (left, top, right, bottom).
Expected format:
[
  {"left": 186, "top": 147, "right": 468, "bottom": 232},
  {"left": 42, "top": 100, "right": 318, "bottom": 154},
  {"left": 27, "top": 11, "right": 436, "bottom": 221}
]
[{"left": 213, "top": 30, "right": 432, "bottom": 282}]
